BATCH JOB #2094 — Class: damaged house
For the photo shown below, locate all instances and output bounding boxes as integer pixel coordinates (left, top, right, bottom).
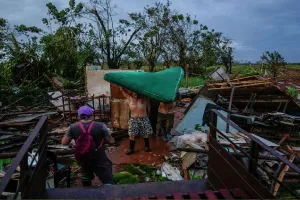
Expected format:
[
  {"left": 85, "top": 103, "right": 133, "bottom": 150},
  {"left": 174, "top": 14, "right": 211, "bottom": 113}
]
[{"left": 175, "top": 72, "right": 300, "bottom": 198}]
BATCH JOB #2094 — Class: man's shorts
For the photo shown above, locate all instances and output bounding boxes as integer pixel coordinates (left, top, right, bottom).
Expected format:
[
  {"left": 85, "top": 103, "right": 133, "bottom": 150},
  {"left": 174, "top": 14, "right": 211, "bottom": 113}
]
[
  {"left": 128, "top": 117, "right": 153, "bottom": 137},
  {"left": 158, "top": 112, "right": 175, "bottom": 131}
]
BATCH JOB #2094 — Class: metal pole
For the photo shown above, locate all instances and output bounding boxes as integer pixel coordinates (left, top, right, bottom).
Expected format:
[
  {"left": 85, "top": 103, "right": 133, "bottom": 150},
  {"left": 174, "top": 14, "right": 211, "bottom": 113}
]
[
  {"left": 209, "top": 110, "right": 218, "bottom": 139},
  {"left": 248, "top": 140, "right": 259, "bottom": 176},
  {"left": 226, "top": 85, "right": 235, "bottom": 133},
  {"left": 62, "top": 90, "right": 66, "bottom": 122},
  {"left": 185, "top": 64, "right": 189, "bottom": 88}
]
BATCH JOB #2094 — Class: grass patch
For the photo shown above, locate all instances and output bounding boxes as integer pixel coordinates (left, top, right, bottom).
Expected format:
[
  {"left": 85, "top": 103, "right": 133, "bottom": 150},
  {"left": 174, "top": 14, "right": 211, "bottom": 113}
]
[
  {"left": 115, "top": 164, "right": 168, "bottom": 184},
  {"left": 287, "top": 87, "right": 299, "bottom": 98},
  {"left": 180, "top": 77, "right": 208, "bottom": 88},
  {"left": 286, "top": 64, "right": 300, "bottom": 69},
  {"left": 113, "top": 172, "right": 140, "bottom": 184}
]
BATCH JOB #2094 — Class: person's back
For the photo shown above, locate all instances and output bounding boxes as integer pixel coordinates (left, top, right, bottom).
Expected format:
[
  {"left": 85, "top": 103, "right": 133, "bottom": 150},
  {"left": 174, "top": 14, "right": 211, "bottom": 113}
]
[
  {"left": 67, "top": 121, "right": 110, "bottom": 163},
  {"left": 61, "top": 105, "right": 115, "bottom": 186}
]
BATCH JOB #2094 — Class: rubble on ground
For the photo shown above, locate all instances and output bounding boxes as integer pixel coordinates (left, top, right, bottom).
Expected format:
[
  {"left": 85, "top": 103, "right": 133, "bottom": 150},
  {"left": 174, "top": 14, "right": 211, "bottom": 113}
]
[{"left": 173, "top": 69, "right": 300, "bottom": 196}]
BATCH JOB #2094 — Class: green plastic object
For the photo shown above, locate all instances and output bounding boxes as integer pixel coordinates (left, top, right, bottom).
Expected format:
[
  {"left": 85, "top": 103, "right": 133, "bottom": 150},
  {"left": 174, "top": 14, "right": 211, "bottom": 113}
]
[{"left": 104, "top": 67, "right": 184, "bottom": 103}]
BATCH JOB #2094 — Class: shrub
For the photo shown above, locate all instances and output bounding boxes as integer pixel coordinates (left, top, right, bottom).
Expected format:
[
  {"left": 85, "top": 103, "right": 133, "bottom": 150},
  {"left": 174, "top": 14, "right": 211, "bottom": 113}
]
[{"left": 287, "top": 87, "right": 298, "bottom": 98}]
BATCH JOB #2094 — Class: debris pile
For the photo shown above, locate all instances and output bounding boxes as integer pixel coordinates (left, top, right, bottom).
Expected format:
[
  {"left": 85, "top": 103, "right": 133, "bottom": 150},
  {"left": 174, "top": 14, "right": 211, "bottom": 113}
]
[{"left": 174, "top": 69, "right": 300, "bottom": 197}]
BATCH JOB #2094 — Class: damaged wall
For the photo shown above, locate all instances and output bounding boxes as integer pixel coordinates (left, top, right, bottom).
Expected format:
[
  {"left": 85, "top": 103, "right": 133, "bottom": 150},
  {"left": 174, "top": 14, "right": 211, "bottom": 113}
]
[{"left": 85, "top": 66, "right": 138, "bottom": 96}]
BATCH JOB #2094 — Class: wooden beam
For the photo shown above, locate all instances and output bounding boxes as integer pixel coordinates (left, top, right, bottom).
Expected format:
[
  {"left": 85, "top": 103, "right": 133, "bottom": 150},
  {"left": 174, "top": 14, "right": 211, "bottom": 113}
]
[
  {"left": 232, "top": 99, "right": 290, "bottom": 103},
  {"left": 231, "top": 76, "right": 259, "bottom": 82},
  {"left": 273, "top": 153, "right": 296, "bottom": 196},
  {"left": 208, "top": 82, "right": 273, "bottom": 91},
  {"left": 207, "top": 80, "right": 271, "bottom": 87}
]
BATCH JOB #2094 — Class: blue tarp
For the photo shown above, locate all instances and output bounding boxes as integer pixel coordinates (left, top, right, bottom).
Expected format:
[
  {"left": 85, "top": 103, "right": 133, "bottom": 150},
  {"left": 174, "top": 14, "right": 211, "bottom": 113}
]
[{"left": 175, "top": 95, "right": 238, "bottom": 135}]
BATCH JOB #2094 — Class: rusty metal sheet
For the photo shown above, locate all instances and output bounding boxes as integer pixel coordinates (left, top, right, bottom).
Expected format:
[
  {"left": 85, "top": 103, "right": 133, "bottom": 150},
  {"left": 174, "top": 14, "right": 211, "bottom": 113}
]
[
  {"left": 110, "top": 99, "right": 129, "bottom": 130},
  {"left": 110, "top": 83, "right": 126, "bottom": 99},
  {"left": 119, "top": 100, "right": 129, "bottom": 130},
  {"left": 111, "top": 100, "right": 120, "bottom": 129},
  {"left": 110, "top": 82, "right": 130, "bottom": 130}
]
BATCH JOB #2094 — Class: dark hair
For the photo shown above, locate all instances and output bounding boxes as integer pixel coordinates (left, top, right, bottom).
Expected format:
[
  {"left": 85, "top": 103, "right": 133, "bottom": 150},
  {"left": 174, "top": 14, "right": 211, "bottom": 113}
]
[
  {"left": 136, "top": 93, "right": 143, "bottom": 98},
  {"left": 79, "top": 114, "right": 90, "bottom": 119},
  {"left": 176, "top": 91, "right": 181, "bottom": 100}
]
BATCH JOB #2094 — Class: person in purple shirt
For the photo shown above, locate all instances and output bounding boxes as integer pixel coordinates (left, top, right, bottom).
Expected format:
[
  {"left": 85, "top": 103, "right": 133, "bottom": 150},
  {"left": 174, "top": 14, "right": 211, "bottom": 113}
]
[{"left": 61, "top": 105, "right": 115, "bottom": 186}]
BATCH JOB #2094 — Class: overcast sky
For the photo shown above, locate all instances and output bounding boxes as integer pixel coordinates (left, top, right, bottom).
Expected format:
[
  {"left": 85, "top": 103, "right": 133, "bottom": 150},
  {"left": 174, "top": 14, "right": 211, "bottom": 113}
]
[{"left": 1, "top": 0, "right": 300, "bottom": 62}]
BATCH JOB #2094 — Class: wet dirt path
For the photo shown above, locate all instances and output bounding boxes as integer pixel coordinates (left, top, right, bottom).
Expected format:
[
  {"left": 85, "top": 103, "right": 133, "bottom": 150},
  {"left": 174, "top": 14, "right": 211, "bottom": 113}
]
[{"left": 107, "top": 137, "right": 170, "bottom": 167}]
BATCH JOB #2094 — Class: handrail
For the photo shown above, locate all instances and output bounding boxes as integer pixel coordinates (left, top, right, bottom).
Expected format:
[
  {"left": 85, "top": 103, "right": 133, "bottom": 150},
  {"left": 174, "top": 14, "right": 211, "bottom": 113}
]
[
  {"left": 211, "top": 109, "right": 300, "bottom": 174},
  {"left": 209, "top": 109, "right": 300, "bottom": 198},
  {"left": 0, "top": 116, "right": 48, "bottom": 199}
]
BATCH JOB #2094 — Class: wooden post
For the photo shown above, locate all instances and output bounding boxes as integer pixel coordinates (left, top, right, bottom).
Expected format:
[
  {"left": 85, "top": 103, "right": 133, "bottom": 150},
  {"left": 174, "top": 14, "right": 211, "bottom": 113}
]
[
  {"left": 185, "top": 64, "right": 189, "bottom": 88},
  {"left": 273, "top": 153, "right": 296, "bottom": 196},
  {"left": 226, "top": 85, "right": 235, "bottom": 133},
  {"left": 248, "top": 140, "right": 259, "bottom": 175},
  {"left": 209, "top": 110, "right": 218, "bottom": 139}
]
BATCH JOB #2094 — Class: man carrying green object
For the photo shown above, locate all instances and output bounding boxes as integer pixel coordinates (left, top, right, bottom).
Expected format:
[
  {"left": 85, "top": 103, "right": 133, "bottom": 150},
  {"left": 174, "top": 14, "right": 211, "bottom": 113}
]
[
  {"left": 158, "top": 91, "right": 181, "bottom": 141},
  {"left": 120, "top": 87, "right": 152, "bottom": 155}
]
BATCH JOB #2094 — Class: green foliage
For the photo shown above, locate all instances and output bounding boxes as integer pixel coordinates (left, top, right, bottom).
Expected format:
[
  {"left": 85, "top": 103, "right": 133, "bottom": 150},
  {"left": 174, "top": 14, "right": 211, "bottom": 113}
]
[
  {"left": 237, "top": 66, "right": 263, "bottom": 77},
  {"left": 180, "top": 77, "right": 208, "bottom": 88},
  {"left": 195, "top": 124, "right": 201, "bottom": 131},
  {"left": 0, "top": 158, "right": 13, "bottom": 170},
  {"left": 287, "top": 87, "right": 298, "bottom": 98},
  {"left": 124, "top": 164, "right": 147, "bottom": 176},
  {"left": 261, "top": 51, "right": 287, "bottom": 79},
  {"left": 113, "top": 172, "right": 140, "bottom": 184},
  {"left": 188, "top": 170, "right": 203, "bottom": 180},
  {"left": 0, "top": 0, "right": 234, "bottom": 99},
  {"left": 122, "top": 164, "right": 168, "bottom": 183}
]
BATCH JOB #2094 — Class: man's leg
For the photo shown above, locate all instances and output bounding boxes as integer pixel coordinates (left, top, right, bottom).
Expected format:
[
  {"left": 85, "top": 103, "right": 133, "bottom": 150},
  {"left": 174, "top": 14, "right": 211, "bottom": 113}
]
[
  {"left": 80, "top": 165, "right": 94, "bottom": 187},
  {"left": 126, "top": 118, "right": 137, "bottom": 155},
  {"left": 94, "top": 164, "right": 113, "bottom": 185},
  {"left": 148, "top": 100, "right": 159, "bottom": 136},
  {"left": 157, "top": 113, "right": 166, "bottom": 137},
  {"left": 141, "top": 117, "right": 153, "bottom": 152},
  {"left": 165, "top": 113, "right": 175, "bottom": 141}
]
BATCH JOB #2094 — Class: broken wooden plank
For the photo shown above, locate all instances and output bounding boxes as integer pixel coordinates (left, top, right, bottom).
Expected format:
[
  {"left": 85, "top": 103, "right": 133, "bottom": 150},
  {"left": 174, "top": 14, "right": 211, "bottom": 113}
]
[
  {"left": 207, "top": 80, "right": 271, "bottom": 87},
  {"left": 0, "top": 121, "right": 35, "bottom": 127},
  {"left": 3, "top": 112, "right": 57, "bottom": 123},
  {"left": 273, "top": 152, "right": 296, "bottom": 196},
  {"left": 230, "top": 75, "right": 259, "bottom": 82},
  {"left": 208, "top": 82, "right": 273, "bottom": 91},
  {"left": 181, "top": 152, "right": 197, "bottom": 169},
  {"left": 183, "top": 169, "right": 189, "bottom": 180},
  {"left": 48, "top": 145, "right": 72, "bottom": 150},
  {"left": 292, "top": 147, "right": 300, "bottom": 153}
]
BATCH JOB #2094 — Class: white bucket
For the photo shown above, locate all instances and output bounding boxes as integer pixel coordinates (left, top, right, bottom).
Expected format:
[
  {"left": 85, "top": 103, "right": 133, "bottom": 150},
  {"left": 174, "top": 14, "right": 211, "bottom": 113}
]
[{"left": 209, "top": 67, "right": 230, "bottom": 81}]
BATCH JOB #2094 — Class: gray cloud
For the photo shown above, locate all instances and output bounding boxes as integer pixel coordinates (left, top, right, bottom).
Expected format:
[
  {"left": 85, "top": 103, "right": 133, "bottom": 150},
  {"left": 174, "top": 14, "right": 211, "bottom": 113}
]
[{"left": 1, "top": 0, "right": 299, "bottom": 62}]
